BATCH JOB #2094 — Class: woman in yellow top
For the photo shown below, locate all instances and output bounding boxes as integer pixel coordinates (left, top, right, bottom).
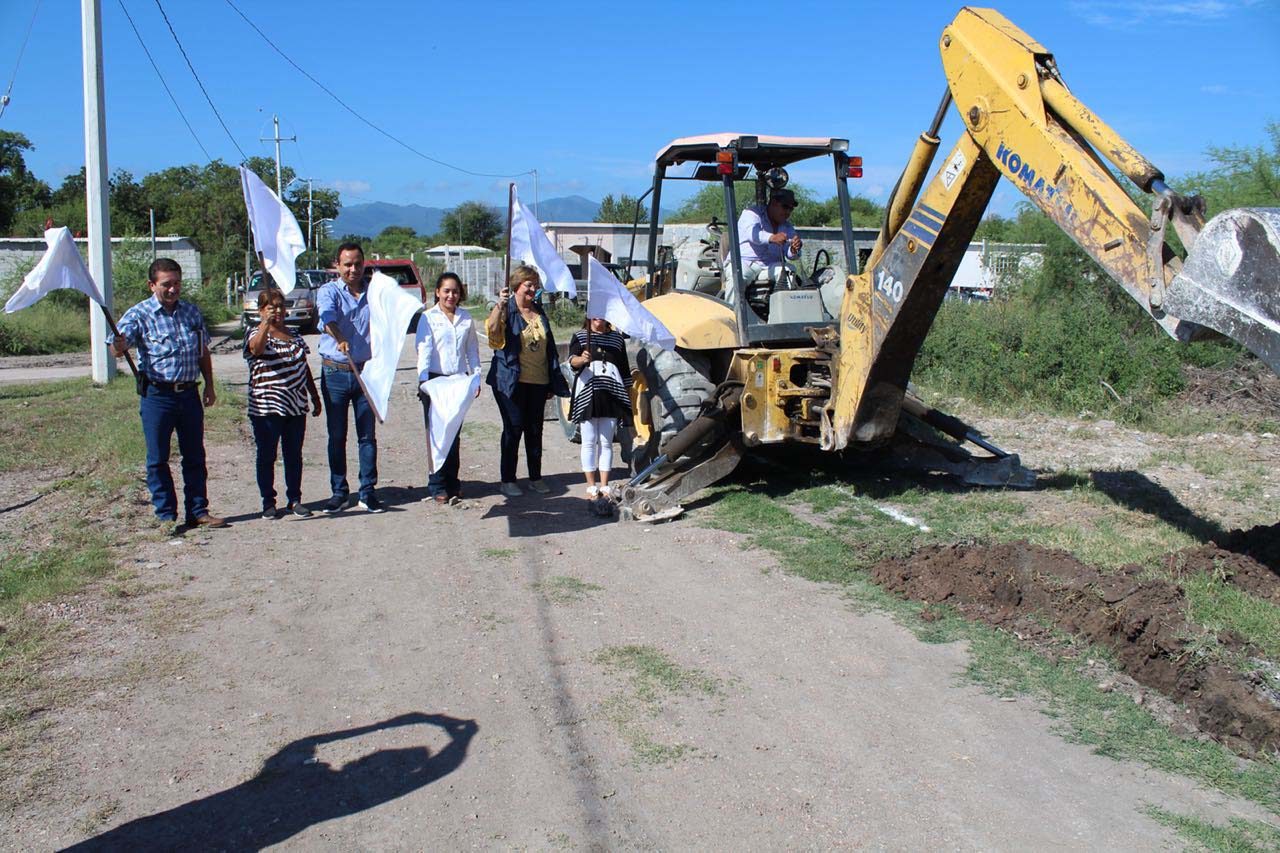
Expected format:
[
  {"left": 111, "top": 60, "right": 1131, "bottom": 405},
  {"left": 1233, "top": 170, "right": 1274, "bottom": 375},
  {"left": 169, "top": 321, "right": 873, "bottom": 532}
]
[{"left": 485, "top": 265, "right": 570, "bottom": 497}]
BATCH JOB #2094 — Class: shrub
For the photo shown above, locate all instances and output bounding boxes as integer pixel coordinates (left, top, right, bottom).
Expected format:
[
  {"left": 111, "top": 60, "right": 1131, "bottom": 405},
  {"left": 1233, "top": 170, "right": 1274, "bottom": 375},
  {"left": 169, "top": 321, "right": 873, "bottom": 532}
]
[{"left": 915, "top": 277, "right": 1241, "bottom": 421}]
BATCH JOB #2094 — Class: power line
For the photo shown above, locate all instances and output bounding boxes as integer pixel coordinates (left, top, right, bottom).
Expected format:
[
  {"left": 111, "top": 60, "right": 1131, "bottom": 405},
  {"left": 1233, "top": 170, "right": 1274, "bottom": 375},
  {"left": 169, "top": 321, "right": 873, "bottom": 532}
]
[
  {"left": 152, "top": 0, "right": 246, "bottom": 161},
  {"left": 116, "top": 0, "right": 213, "bottom": 162},
  {"left": 222, "top": 0, "right": 534, "bottom": 180},
  {"left": 0, "top": 0, "right": 43, "bottom": 122}
]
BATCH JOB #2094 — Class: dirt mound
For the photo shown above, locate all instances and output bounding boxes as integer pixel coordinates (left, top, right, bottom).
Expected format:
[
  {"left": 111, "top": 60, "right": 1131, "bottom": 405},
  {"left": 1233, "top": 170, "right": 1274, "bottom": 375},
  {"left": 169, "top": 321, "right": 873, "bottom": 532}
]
[
  {"left": 871, "top": 542, "right": 1280, "bottom": 757},
  {"left": 1179, "top": 361, "right": 1280, "bottom": 417}
]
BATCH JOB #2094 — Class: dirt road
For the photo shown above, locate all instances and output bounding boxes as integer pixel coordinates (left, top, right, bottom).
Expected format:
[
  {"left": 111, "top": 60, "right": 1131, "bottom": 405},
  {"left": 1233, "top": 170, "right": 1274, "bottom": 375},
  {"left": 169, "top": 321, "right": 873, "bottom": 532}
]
[{"left": 3, "top": 336, "right": 1272, "bottom": 849}]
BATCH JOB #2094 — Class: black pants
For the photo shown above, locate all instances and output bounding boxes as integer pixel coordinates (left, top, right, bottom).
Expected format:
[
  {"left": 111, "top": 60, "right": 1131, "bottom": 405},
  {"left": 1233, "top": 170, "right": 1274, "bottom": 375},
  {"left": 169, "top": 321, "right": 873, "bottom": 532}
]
[
  {"left": 495, "top": 382, "right": 549, "bottom": 483},
  {"left": 418, "top": 385, "right": 462, "bottom": 498}
]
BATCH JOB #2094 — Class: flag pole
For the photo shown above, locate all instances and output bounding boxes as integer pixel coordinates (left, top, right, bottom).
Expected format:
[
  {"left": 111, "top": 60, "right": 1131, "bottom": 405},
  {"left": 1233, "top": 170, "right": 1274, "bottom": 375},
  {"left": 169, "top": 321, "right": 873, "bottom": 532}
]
[
  {"left": 503, "top": 182, "right": 514, "bottom": 319},
  {"left": 98, "top": 303, "right": 139, "bottom": 380}
]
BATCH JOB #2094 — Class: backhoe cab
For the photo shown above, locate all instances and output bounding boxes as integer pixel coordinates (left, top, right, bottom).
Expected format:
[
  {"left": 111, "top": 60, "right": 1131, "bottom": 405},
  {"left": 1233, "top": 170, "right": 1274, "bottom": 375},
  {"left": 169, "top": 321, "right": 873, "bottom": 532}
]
[{"left": 637, "top": 135, "right": 860, "bottom": 343}]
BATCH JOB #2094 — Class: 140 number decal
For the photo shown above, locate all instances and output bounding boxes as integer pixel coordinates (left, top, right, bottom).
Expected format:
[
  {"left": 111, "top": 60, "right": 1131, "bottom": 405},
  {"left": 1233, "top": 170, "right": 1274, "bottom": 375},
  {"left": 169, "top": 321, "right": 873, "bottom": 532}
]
[{"left": 875, "top": 268, "right": 904, "bottom": 304}]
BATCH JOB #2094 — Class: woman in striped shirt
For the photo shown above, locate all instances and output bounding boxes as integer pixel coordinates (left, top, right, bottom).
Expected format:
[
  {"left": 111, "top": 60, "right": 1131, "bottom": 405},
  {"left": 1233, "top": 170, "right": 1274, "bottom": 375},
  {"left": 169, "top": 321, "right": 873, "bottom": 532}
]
[
  {"left": 245, "top": 288, "right": 322, "bottom": 519},
  {"left": 567, "top": 318, "right": 631, "bottom": 500}
]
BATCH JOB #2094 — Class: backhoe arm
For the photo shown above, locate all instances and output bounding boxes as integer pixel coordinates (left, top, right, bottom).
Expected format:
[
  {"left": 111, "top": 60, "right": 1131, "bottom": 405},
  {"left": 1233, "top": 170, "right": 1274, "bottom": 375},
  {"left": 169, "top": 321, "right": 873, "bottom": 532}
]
[{"left": 824, "top": 6, "right": 1280, "bottom": 451}]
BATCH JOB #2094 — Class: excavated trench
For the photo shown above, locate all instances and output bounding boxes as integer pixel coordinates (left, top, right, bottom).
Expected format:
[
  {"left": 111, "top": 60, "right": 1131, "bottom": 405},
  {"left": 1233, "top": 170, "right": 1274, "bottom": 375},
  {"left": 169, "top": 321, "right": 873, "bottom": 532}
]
[{"left": 869, "top": 523, "right": 1280, "bottom": 758}]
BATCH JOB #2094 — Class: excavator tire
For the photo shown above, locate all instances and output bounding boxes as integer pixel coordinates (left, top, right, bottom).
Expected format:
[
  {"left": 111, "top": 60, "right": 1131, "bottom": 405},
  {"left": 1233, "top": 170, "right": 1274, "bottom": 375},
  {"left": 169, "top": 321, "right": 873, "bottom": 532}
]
[{"left": 632, "top": 345, "right": 718, "bottom": 475}]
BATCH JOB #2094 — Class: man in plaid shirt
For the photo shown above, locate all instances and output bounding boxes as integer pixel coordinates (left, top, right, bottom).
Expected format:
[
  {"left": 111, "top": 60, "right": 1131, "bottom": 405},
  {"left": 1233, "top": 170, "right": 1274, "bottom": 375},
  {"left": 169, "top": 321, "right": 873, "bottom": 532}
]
[{"left": 111, "top": 258, "right": 227, "bottom": 528}]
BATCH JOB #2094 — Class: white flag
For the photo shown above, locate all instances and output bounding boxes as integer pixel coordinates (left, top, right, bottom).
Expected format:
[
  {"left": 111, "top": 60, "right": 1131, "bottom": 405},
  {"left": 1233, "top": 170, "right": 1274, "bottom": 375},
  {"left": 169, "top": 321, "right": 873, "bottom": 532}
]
[
  {"left": 510, "top": 186, "right": 576, "bottom": 297},
  {"left": 586, "top": 256, "right": 675, "bottom": 350},
  {"left": 423, "top": 372, "right": 481, "bottom": 473},
  {"left": 239, "top": 166, "right": 306, "bottom": 295},
  {"left": 360, "top": 271, "right": 424, "bottom": 423},
  {"left": 4, "top": 227, "right": 106, "bottom": 313}
]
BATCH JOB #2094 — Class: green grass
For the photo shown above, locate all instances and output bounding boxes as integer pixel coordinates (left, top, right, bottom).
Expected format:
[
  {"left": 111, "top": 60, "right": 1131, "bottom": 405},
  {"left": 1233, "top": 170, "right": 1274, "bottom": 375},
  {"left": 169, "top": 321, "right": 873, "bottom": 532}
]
[
  {"left": 532, "top": 575, "right": 602, "bottom": 605},
  {"left": 0, "top": 303, "right": 94, "bottom": 355},
  {"left": 1145, "top": 805, "right": 1280, "bottom": 852},
  {"left": 1181, "top": 573, "right": 1280, "bottom": 663},
  {"left": 0, "top": 375, "right": 243, "bottom": 737},
  {"left": 702, "top": 483, "right": 1280, "bottom": 813},
  {"left": 0, "top": 377, "right": 241, "bottom": 486},
  {"left": 480, "top": 547, "right": 517, "bottom": 560},
  {"left": 593, "top": 644, "right": 722, "bottom": 766},
  {"left": 595, "top": 645, "right": 721, "bottom": 703},
  {"left": 785, "top": 475, "right": 1277, "bottom": 665}
]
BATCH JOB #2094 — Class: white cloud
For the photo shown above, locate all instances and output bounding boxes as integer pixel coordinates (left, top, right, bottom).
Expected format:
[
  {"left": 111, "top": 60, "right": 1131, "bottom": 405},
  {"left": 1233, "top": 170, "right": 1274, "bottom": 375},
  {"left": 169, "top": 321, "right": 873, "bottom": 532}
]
[
  {"left": 1068, "top": 0, "right": 1258, "bottom": 26},
  {"left": 330, "top": 179, "right": 372, "bottom": 194}
]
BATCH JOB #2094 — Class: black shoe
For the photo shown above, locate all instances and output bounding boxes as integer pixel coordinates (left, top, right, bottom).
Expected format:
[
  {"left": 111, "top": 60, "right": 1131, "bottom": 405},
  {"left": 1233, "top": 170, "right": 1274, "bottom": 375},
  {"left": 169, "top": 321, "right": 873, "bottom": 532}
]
[
  {"left": 323, "top": 496, "right": 346, "bottom": 514},
  {"left": 288, "top": 502, "right": 312, "bottom": 518},
  {"left": 358, "top": 494, "right": 386, "bottom": 513},
  {"left": 262, "top": 506, "right": 280, "bottom": 520}
]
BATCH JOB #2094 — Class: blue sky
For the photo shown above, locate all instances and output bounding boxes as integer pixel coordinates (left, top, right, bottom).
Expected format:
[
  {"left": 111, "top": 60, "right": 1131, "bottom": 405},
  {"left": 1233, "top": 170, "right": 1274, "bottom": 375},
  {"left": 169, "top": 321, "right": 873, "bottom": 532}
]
[{"left": 2, "top": 0, "right": 1276, "bottom": 218}]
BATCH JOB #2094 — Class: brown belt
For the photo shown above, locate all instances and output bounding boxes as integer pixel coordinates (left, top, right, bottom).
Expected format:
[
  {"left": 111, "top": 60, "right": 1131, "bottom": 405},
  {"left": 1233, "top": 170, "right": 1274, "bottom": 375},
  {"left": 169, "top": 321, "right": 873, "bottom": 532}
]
[{"left": 322, "top": 358, "right": 353, "bottom": 371}]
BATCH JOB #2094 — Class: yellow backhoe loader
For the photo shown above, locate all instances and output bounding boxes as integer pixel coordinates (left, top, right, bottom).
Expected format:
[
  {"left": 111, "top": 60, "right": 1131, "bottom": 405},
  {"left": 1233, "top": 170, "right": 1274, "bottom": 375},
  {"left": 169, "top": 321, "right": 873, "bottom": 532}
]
[{"left": 618, "top": 6, "right": 1280, "bottom": 522}]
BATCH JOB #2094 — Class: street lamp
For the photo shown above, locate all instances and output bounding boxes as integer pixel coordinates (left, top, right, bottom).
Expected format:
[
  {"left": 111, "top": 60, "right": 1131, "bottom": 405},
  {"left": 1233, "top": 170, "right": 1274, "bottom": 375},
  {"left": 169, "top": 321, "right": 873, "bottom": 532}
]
[{"left": 314, "top": 217, "right": 335, "bottom": 268}]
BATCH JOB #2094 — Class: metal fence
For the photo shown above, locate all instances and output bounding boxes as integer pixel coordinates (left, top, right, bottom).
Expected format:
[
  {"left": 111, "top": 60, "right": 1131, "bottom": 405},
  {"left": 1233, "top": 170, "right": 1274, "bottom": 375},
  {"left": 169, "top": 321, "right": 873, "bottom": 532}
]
[{"left": 429, "top": 255, "right": 507, "bottom": 302}]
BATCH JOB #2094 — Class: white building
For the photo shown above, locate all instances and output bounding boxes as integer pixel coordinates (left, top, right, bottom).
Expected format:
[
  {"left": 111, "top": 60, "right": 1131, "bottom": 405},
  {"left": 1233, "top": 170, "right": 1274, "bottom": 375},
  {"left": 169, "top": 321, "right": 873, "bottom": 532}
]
[{"left": 0, "top": 236, "right": 203, "bottom": 284}]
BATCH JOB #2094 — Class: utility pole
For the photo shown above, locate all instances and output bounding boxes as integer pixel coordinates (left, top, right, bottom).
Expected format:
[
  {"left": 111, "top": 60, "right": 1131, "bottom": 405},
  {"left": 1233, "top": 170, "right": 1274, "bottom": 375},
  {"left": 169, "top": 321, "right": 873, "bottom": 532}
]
[
  {"left": 306, "top": 179, "right": 313, "bottom": 266},
  {"left": 82, "top": 0, "right": 115, "bottom": 384},
  {"left": 260, "top": 114, "right": 295, "bottom": 197},
  {"left": 533, "top": 168, "right": 540, "bottom": 219},
  {"left": 149, "top": 208, "right": 156, "bottom": 260}
]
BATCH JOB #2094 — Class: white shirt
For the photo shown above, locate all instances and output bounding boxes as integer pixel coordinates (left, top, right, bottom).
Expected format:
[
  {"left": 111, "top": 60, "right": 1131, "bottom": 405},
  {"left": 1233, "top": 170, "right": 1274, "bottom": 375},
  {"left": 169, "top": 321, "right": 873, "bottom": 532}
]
[
  {"left": 416, "top": 304, "right": 480, "bottom": 382},
  {"left": 738, "top": 203, "right": 799, "bottom": 266}
]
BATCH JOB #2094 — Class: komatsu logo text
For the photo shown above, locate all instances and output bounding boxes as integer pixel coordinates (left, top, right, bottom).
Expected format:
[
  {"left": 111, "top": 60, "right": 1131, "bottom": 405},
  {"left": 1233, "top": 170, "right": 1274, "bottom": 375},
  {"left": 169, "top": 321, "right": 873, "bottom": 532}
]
[{"left": 995, "top": 142, "right": 1074, "bottom": 220}]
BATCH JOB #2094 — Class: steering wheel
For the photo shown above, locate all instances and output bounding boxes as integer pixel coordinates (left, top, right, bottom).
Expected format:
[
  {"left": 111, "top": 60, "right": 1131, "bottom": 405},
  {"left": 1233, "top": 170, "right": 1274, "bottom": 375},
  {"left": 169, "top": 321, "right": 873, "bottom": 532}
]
[{"left": 810, "top": 248, "right": 832, "bottom": 286}]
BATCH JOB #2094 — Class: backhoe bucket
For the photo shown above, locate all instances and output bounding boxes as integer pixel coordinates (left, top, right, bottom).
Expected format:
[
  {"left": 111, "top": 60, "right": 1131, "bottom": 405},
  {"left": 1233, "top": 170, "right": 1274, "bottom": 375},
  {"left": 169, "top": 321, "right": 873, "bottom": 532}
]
[{"left": 1165, "top": 208, "right": 1280, "bottom": 374}]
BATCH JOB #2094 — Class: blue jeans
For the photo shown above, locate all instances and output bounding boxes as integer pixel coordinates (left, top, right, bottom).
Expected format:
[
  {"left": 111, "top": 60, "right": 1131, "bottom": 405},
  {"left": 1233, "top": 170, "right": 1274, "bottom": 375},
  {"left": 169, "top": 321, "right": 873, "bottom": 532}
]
[
  {"left": 139, "top": 385, "right": 209, "bottom": 521},
  {"left": 419, "top": 388, "right": 462, "bottom": 498},
  {"left": 321, "top": 366, "right": 377, "bottom": 500},
  {"left": 250, "top": 414, "right": 306, "bottom": 509}
]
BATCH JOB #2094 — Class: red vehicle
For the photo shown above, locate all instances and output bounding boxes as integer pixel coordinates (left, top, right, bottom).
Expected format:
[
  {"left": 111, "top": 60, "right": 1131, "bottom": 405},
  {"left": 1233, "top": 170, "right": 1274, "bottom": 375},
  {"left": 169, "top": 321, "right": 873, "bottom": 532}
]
[
  {"left": 361, "top": 258, "right": 428, "bottom": 332},
  {"left": 363, "top": 258, "right": 427, "bottom": 302}
]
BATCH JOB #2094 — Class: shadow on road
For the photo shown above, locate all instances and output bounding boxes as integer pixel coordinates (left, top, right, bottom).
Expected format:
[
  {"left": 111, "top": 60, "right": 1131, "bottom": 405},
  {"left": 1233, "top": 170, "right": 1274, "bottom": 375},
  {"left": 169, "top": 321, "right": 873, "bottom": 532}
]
[
  {"left": 481, "top": 472, "right": 619, "bottom": 536},
  {"left": 68, "top": 712, "right": 478, "bottom": 852}
]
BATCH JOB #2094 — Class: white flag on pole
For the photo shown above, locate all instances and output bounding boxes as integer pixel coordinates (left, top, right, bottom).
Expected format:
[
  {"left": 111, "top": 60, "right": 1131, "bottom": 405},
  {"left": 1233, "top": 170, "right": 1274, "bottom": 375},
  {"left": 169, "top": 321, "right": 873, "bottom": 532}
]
[
  {"left": 586, "top": 256, "right": 675, "bottom": 350},
  {"left": 4, "top": 227, "right": 106, "bottom": 313},
  {"left": 510, "top": 186, "right": 576, "bottom": 297},
  {"left": 423, "top": 372, "right": 481, "bottom": 473},
  {"left": 239, "top": 166, "right": 306, "bottom": 295},
  {"left": 361, "top": 271, "right": 424, "bottom": 423}
]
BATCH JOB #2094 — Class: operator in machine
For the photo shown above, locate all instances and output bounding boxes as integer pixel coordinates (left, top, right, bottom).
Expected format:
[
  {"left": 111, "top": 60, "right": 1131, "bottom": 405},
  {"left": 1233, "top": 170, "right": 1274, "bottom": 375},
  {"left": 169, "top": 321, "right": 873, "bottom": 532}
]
[{"left": 731, "top": 188, "right": 803, "bottom": 305}]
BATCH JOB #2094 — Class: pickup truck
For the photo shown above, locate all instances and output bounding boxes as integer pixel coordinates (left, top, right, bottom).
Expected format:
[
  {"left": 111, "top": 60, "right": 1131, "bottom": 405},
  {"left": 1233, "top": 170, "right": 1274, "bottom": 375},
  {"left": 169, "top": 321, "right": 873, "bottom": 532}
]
[{"left": 241, "top": 269, "right": 335, "bottom": 334}]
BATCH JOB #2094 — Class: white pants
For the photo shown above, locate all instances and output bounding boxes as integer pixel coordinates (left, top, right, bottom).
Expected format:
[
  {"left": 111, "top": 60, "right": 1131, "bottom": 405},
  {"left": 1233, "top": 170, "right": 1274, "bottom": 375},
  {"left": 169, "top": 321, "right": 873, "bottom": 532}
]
[{"left": 579, "top": 417, "right": 616, "bottom": 473}]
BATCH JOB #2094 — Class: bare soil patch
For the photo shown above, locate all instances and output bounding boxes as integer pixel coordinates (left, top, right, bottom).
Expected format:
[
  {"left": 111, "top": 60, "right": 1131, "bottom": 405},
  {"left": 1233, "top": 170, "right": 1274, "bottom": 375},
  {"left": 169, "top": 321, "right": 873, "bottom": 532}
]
[
  {"left": 1179, "top": 361, "right": 1280, "bottom": 416},
  {"left": 871, "top": 539, "right": 1280, "bottom": 758}
]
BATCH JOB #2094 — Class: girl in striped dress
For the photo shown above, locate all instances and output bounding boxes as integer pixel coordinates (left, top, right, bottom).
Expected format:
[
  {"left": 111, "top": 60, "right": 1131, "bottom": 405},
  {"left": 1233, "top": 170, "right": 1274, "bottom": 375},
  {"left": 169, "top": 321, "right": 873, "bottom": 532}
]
[
  {"left": 245, "top": 288, "right": 322, "bottom": 519},
  {"left": 567, "top": 318, "right": 631, "bottom": 500}
]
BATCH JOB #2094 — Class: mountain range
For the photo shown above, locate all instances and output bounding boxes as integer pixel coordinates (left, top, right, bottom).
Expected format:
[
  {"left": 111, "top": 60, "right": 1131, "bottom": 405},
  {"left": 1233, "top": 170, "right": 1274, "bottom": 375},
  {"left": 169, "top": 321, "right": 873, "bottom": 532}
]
[{"left": 333, "top": 195, "right": 605, "bottom": 238}]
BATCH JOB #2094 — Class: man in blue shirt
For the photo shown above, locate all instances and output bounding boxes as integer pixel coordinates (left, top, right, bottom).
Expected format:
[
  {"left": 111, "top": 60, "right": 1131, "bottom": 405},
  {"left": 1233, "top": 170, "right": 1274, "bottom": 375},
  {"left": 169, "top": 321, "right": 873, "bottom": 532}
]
[
  {"left": 111, "top": 258, "right": 226, "bottom": 528},
  {"left": 317, "top": 242, "right": 382, "bottom": 513},
  {"left": 733, "top": 188, "right": 803, "bottom": 304}
]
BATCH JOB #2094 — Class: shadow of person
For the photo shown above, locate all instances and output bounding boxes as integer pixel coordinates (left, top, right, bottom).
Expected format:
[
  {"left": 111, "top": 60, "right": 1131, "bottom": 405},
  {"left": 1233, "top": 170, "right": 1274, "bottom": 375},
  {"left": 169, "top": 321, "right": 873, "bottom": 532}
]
[
  {"left": 480, "top": 473, "right": 619, "bottom": 537},
  {"left": 69, "top": 712, "right": 477, "bottom": 852},
  {"left": 1090, "top": 469, "right": 1227, "bottom": 544}
]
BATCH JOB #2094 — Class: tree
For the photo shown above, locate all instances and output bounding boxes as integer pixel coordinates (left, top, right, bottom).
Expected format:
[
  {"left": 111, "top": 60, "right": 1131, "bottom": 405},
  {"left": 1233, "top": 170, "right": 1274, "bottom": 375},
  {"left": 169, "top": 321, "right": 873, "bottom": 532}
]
[
  {"left": 1180, "top": 121, "right": 1280, "bottom": 213},
  {"left": 595, "top": 193, "right": 649, "bottom": 224},
  {"left": 667, "top": 181, "right": 883, "bottom": 229},
  {"left": 666, "top": 181, "right": 759, "bottom": 224},
  {"left": 370, "top": 225, "right": 420, "bottom": 258},
  {"left": 439, "top": 201, "right": 502, "bottom": 249},
  {"left": 0, "top": 130, "right": 52, "bottom": 234}
]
